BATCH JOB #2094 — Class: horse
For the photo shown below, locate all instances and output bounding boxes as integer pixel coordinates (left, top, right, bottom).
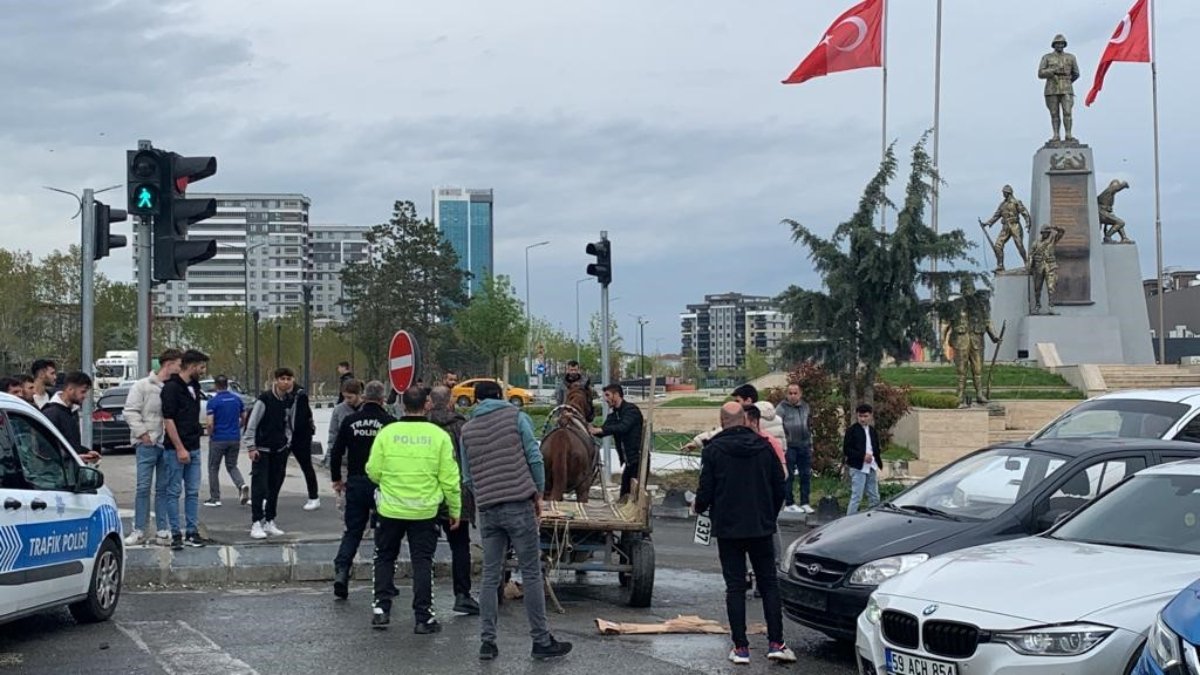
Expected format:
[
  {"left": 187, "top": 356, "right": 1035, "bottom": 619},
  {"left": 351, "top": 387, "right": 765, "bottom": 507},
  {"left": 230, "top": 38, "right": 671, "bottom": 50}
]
[{"left": 541, "top": 383, "right": 599, "bottom": 503}]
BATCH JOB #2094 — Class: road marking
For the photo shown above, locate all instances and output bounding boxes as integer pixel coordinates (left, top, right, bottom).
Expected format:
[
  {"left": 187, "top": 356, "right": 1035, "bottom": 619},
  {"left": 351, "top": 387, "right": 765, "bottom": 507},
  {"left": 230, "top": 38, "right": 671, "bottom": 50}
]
[{"left": 116, "top": 620, "right": 257, "bottom": 675}]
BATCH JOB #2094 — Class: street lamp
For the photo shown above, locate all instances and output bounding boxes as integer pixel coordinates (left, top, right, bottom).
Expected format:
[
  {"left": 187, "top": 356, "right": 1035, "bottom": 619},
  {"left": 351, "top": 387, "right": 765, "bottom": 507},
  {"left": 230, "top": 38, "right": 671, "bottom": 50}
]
[
  {"left": 241, "top": 242, "right": 267, "bottom": 388},
  {"left": 575, "top": 277, "right": 590, "bottom": 363},
  {"left": 525, "top": 240, "right": 550, "bottom": 388}
]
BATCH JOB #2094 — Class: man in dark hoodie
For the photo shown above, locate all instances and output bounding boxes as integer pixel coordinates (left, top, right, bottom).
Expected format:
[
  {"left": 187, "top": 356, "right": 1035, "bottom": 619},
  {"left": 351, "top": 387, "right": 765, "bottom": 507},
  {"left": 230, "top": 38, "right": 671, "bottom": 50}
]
[
  {"left": 161, "top": 349, "right": 210, "bottom": 550},
  {"left": 694, "top": 402, "right": 794, "bottom": 666},
  {"left": 330, "top": 380, "right": 394, "bottom": 599},
  {"left": 335, "top": 361, "right": 354, "bottom": 404},
  {"left": 429, "top": 384, "right": 479, "bottom": 615},
  {"left": 41, "top": 371, "right": 100, "bottom": 464}
]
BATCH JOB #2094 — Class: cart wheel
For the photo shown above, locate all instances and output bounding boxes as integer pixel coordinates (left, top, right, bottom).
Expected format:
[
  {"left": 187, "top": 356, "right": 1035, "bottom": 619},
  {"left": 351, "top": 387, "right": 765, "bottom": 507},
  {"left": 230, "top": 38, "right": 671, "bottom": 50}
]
[{"left": 621, "top": 538, "right": 654, "bottom": 608}]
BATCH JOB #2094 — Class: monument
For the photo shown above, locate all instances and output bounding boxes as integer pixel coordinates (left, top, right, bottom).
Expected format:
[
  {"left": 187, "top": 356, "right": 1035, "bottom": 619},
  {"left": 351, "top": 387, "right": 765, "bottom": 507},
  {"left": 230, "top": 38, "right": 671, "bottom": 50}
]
[{"left": 988, "top": 34, "right": 1154, "bottom": 366}]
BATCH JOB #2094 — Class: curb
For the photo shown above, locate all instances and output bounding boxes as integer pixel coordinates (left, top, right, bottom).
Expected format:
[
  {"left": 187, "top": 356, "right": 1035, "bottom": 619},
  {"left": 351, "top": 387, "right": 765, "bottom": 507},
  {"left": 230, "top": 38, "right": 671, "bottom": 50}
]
[{"left": 124, "top": 540, "right": 469, "bottom": 586}]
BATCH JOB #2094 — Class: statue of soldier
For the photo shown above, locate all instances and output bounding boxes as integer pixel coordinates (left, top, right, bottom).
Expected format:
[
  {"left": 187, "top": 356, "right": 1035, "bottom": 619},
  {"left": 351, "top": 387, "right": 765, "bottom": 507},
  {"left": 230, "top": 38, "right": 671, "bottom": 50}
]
[
  {"left": 1030, "top": 225, "right": 1067, "bottom": 314},
  {"left": 980, "top": 185, "right": 1031, "bottom": 272},
  {"left": 942, "top": 279, "right": 1001, "bottom": 407},
  {"left": 1038, "top": 34, "right": 1081, "bottom": 144},
  {"left": 1098, "top": 179, "right": 1132, "bottom": 243}
]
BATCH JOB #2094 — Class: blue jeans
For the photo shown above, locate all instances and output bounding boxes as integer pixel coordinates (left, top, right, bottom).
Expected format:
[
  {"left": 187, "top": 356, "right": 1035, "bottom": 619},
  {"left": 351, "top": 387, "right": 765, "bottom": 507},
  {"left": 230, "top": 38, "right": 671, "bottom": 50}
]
[
  {"left": 134, "top": 443, "right": 169, "bottom": 532},
  {"left": 164, "top": 448, "right": 202, "bottom": 536},
  {"left": 785, "top": 445, "right": 812, "bottom": 506},
  {"left": 847, "top": 467, "right": 880, "bottom": 515}
]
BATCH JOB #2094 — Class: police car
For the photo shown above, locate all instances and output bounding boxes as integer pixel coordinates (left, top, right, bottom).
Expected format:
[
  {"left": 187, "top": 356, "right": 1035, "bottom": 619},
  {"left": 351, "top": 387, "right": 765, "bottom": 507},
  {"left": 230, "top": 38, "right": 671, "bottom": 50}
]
[{"left": 0, "top": 392, "right": 124, "bottom": 625}]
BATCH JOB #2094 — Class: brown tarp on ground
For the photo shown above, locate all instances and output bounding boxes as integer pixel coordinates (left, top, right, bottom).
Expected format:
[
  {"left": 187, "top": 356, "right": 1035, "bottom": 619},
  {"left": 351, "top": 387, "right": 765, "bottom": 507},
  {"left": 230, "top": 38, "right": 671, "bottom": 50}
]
[{"left": 595, "top": 615, "right": 767, "bottom": 636}]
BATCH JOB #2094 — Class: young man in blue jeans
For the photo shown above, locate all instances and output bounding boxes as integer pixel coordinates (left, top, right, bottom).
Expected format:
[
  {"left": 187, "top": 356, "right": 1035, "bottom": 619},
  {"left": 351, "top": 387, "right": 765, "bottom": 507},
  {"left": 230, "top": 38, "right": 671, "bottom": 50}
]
[
  {"left": 204, "top": 375, "right": 249, "bottom": 507},
  {"left": 123, "top": 349, "right": 182, "bottom": 547},
  {"left": 843, "top": 403, "right": 882, "bottom": 514},
  {"left": 162, "top": 349, "right": 210, "bottom": 550}
]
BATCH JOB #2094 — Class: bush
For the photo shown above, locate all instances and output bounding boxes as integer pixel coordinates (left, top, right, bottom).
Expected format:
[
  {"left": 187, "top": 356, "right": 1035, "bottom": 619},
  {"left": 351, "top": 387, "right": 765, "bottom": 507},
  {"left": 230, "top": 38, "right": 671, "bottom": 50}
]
[
  {"left": 908, "top": 390, "right": 960, "bottom": 409},
  {"left": 866, "top": 380, "right": 911, "bottom": 447}
]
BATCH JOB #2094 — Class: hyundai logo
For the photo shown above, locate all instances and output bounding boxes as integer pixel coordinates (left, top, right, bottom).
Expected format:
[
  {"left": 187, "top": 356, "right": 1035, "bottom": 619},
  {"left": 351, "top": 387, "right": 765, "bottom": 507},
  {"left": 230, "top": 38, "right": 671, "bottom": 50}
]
[
  {"left": 922, "top": 604, "right": 939, "bottom": 616},
  {"left": 806, "top": 563, "right": 822, "bottom": 576}
]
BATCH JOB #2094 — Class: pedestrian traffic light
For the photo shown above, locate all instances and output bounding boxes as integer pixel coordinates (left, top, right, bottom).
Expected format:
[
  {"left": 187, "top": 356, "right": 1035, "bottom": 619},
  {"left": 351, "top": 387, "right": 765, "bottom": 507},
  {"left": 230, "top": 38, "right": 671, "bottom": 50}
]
[
  {"left": 126, "top": 149, "right": 164, "bottom": 216},
  {"left": 152, "top": 151, "right": 219, "bottom": 281},
  {"left": 93, "top": 201, "right": 128, "bottom": 261},
  {"left": 586, "top": 237, "right": 612, "bottom": 286}
]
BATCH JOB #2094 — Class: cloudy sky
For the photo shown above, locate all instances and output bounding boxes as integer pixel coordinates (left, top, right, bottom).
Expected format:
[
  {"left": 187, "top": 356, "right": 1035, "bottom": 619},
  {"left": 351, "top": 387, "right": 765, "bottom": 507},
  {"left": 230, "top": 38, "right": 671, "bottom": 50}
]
[{"left": 2, "top": 0, "right": 1197, "bottom": 356}]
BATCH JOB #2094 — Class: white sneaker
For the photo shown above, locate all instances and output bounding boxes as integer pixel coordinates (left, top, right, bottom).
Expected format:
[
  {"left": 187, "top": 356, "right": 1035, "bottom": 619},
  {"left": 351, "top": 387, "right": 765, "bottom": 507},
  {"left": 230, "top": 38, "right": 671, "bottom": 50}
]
[
  {"left": 303, "top": 498, "right": 321, "bottom": 511},
  {"left": 264, "top": 520, "right": 285, "bottom": 536},
  {"left": 250, "top": 521, "right": 268, "bottom": 540},
  {"left": 800, "top": 504, "right": 816, "bottom": 514},
  {"left": 783, "top": 505, "right": 803, "bottom": 514},
  {"left": 155, "top": 530, "right": 172, "bottom": 545},
  {"left": 123, "top": 528, "right": 144, "bottom": 546},
  {"left": 728, "top": 647, "right": 751, "bottom": 665},
  {"left": 204, "top": 499, "right": 221, "bottom": 507}
]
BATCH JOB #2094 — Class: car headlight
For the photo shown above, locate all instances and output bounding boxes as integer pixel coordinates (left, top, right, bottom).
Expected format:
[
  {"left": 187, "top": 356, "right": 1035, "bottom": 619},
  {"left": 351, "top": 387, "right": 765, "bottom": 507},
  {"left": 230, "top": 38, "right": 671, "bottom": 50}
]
[
  {"left": 848, "top": 554, "right": 930, "bottom": 587},
  {"left": 993, "top": 623, "right": 1113, "bottom": 657},
  {"left": 1147, "top": 614, "right": 1184, "bottom": 671},
  {"left": 780, "top": 537, "right": 802, "bottom": 574},
  {"left": 865, "top": 595, "right": 882, "bottom": 625}
]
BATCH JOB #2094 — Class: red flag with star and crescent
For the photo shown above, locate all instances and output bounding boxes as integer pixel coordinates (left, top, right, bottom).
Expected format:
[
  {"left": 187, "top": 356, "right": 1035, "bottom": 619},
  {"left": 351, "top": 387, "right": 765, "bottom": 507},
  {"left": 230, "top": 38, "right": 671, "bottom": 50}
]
[
  {"left": 782, "top": 0, "right": 884, "bottom": 85},
  {"left": 1085, "top": 0, "right": 1151, "bottom": 106}
]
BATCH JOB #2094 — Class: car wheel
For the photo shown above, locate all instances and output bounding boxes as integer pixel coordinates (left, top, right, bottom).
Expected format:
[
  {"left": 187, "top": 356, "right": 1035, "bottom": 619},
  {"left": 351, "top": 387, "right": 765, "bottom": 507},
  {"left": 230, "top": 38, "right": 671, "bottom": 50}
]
[
  {"left": 457, "top": 396, "right": 472, "bottom": 408},
  {"left": 508, "top": 396, "right": 524, "bottom": 407},
  {"left": 69, "top": 537, "right": 122, "bottom": 623}
]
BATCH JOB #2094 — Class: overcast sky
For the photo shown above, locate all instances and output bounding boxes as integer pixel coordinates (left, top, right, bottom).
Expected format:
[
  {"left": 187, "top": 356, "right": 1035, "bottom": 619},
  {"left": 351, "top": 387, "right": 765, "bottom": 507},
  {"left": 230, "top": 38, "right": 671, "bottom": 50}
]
[{"left": 2, "top": 0, "right": 1197, "bottom": 358}]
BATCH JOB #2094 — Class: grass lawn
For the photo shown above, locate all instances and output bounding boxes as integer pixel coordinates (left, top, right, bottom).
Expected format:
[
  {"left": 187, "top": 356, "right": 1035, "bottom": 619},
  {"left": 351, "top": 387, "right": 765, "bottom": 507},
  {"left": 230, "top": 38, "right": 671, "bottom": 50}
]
[
  {"left": 879, "top": 364, "right": 1070, "bottom": 389},
  {"left": 660, "top": 396, "right": 727, "bottom": 408}
]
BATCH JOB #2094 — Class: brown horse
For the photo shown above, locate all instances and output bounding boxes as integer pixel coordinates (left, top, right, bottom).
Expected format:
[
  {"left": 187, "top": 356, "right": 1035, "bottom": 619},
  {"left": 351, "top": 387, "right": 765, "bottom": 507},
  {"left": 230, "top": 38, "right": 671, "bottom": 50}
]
[{"left": 542, "top": 385, "right": 598, "bottom": 503}]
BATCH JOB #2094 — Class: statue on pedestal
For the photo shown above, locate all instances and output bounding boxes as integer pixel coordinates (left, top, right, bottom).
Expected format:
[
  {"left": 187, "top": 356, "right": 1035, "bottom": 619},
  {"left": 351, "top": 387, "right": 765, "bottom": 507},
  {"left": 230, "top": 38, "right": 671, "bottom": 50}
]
[
  {"left": 1098, "top": 179, "right": 1132, "bottom": 243},
  {"left": 943, "top": 279, "right": 1001, "bottom": 407},
  {"left": 1030, "top": 225, "right": 1067, "bottom": 314},
  {"left": 1038, "top": 34, "right": 1081, "bottom": 145},
  {"left": 980, "top": 185, "right": 1031, "bottom": 272}
]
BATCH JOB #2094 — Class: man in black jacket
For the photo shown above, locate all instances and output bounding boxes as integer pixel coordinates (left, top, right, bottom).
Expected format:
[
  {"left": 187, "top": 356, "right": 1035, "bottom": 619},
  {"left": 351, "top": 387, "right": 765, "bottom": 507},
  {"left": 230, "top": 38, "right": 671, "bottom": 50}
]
[
  {"left": 843, "top": 403, "right": 883, "bottom": 515},
  {"left": 41, "top": 371, "right": 100, "bottom": 464},
  {"left": 694, "top": 402, "right": 793, "bottom": 665},
  {"left": 429, "top": 384, "right": 479, "bottom": 616},
  {"left": 590, "top": 384, "right": 644, "bottom": 498},
  {"left": 335, "top": 361, "right": 354, "bottom": 404},
  {"left": 162, "top": 349, "right": 209, "bottom": 550},
  {"left": 330, "top": 380, "right": 395, "bottom": 599},
  {"left": 243, "top": 368, "right": 301, "bottom": 540}
]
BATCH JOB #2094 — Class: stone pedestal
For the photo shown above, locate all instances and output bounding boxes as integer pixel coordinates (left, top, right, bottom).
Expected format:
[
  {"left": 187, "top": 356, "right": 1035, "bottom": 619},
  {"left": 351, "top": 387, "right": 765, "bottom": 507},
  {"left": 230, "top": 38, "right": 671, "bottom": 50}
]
[{"left": 990, "top": 145, "right": 1154, "bottom": 365}]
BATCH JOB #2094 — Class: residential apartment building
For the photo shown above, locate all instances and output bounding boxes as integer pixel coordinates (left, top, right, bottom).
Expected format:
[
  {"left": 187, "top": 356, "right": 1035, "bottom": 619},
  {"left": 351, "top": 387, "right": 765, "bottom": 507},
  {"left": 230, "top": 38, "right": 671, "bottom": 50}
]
[
  {"left": 310, "top": 223, "right": 371, "bottom": 322},
  {"left": 680, "top": 292, "right": 792, "bottom": 372},
  {"left": 432, "top": 187, "right": 493, "bottom": 297}
]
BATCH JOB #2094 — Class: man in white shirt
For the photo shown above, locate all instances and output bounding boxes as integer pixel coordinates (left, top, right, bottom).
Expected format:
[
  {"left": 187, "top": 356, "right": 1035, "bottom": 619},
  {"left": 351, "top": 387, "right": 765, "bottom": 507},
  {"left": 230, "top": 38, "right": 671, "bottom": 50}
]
[
  {"left": 122, "top": 349, "right": 183, "bottom": 546},
  {"left": 842, "top": 403, "right": 882, "bottom": 515}
]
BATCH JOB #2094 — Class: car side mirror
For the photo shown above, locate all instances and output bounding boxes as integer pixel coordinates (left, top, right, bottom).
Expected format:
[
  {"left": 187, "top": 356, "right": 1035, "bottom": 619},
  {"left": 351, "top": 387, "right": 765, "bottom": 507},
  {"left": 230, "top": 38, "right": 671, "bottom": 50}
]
[
  {"left": 1035, "top": 509, "right": 1069, "bottom": 532},
  {"left": 76, "top": 465, "right": 105, "bottom": 492}
]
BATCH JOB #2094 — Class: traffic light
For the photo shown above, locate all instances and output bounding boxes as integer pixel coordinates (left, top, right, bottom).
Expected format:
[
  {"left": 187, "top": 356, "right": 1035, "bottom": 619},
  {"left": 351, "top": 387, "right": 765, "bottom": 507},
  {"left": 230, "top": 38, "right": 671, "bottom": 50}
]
[
  {"left": 93, "top": 201, "right": 128, "bottom": 261},
  {"left": 586, "top": 237, "right": 612, "bottom": 286},
  {"left": 126, "top": 149, "right": 164, "bottom": 216},
  {"left": 152, "top": 152, "right": 218, "bottom": 281}
]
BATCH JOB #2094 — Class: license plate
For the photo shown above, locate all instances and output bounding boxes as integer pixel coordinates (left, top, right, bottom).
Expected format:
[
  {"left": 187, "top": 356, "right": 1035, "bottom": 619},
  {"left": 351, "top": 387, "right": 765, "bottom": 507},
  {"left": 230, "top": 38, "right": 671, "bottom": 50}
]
[
  {"left": 791, "top": 586, "right": 826, "bottom": 612},
  {"left": 885, "top": 649, "right": 957, "bottom": 675},
  {"left": 692, "top": 513, "right": 712, "bottom": 546}
]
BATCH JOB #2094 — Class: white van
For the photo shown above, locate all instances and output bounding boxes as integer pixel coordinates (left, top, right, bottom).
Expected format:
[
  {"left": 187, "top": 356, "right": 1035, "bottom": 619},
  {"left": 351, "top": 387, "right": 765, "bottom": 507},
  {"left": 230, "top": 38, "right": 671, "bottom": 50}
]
[{"left": 0, "top": 393, "right": 124, "bottom": 624}]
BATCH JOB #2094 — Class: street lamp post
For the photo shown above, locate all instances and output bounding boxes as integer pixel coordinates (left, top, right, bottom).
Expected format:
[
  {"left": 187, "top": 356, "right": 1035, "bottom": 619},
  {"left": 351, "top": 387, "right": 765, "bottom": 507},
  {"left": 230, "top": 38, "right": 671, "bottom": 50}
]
[
  {"left": 575, "top": 277, "right": 590, "bottom": 363},
  {"left": 524, "top": 240, "right": 550, "bottom": 389},
  {"left": 240, "top": 241, "right": 267, "bottom": 389}
]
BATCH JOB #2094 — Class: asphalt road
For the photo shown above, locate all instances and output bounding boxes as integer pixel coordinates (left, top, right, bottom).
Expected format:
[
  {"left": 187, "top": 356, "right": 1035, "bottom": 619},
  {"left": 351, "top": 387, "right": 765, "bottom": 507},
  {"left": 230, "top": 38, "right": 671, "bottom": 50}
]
[{"left": 0, "top": 520, "right": 856, "bottom": 674}]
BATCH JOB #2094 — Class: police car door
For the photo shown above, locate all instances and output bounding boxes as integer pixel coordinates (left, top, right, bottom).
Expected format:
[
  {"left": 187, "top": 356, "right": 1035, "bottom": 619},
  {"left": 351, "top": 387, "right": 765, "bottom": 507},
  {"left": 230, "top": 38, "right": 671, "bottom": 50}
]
[
  {"left": 0, "top": 411, "right": 27, "bottom": 617},
  {"left": 5, "top": 410, "right": 103, "bottom": 613}
]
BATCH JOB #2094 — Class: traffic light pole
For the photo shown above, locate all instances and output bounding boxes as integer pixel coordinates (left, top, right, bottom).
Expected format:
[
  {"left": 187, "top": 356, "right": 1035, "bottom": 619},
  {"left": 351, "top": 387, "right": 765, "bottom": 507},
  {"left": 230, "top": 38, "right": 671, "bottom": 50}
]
[
  {"left": 598, "top": 230, "right": 613, "bottom": 486},
  {"left": 80, "top": 189, "right": 97, "bottom": 450},
  {"left": 136, "top": 139, "right": 154, "bottom": 376}
]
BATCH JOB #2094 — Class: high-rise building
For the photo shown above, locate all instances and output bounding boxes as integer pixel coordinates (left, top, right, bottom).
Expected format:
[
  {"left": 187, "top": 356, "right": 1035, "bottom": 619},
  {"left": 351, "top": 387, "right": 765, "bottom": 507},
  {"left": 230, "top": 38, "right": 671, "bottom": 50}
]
[
  {"left": 432, "top": 187, "right": 493, "bottom": 297},
  {"left": 680, "top": 292, "right": 792, "bottom": 372},
  {"left": 310, "top": 223, "right": 371, "bottom": 322}
]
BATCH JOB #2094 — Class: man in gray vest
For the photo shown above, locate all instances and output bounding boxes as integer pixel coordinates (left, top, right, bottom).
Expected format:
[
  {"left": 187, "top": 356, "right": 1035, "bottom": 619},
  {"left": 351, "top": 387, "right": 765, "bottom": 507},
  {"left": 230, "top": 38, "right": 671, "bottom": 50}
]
[{"left": 460, "top": 380, "right": 572, "bottom": 662}]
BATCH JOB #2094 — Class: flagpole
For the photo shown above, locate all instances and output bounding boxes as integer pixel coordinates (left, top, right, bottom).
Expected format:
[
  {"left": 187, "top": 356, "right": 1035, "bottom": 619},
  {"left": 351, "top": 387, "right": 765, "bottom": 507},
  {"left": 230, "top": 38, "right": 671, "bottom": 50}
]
[
  {"left": 880, "top": 0, "right": 889, "bottom": 232},
  {"left": 1150, "top": 0, "right": 1165, "bottom": 363}
]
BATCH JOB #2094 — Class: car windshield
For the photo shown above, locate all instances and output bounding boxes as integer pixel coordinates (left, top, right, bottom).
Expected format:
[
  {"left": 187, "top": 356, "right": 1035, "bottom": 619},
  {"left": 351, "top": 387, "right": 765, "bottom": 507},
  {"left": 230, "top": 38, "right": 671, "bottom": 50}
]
[
  {"left": 887, "top": 448, "right": 1067, "bottom": 521},
  {"left": 95, "top": 365, "right": 127, "bottom": 379},
  {"left": 1035, "top": 398, "right": 1188, "bottom": 440},
  {"left": 1050, "top": 473, "right": 1200, "bottom": 554}
]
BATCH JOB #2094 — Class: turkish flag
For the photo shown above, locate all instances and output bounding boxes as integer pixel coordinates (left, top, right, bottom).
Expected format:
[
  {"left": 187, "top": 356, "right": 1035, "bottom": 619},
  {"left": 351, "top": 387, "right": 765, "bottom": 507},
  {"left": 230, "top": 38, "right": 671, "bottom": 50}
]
[
  {"left": 1085, "top": 0, "right": 1151, "bottom": 106},
  {"left": 782, "top": 0, "right": 884, "bottom": 85}
]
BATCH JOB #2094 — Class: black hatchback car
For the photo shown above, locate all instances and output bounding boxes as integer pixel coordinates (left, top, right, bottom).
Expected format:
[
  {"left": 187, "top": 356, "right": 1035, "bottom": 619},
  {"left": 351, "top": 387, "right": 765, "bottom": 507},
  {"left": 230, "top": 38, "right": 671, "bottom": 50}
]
[
  {"left": 778, "top": 438, "right": 1200, "bottom": 643},
  {"left": 92, "top": 385, "right": 132, "bottom": 453}
]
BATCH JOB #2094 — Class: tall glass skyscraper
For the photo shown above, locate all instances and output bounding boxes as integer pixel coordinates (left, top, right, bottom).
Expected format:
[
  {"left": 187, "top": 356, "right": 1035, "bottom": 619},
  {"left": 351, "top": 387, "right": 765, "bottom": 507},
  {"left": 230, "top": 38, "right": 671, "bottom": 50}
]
[{"left": 433, "top": 187, "right": 493, "bottom": 297}]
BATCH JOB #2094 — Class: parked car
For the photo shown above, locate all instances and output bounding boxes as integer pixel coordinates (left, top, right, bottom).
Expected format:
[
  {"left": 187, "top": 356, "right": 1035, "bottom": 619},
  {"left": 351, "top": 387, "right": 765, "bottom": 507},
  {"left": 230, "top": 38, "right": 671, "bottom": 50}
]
[
  {"left": 450, "top": 378, "right": 533, "bottom": 408},
  {"left": 857, "top": 458, "right": 1200, "bottom": 675},
  {"left": 92, "top": 386, "right": 133, "bottom": 454},
  {"left": 1133, "top": 577, "right": 1200, "bottom": 675},
  {"left": 778, "top": 439, "right": 1200, "bottom": 643},
  {"left": 1034, "top": 388, "right": 1200, "bottom": 442}
]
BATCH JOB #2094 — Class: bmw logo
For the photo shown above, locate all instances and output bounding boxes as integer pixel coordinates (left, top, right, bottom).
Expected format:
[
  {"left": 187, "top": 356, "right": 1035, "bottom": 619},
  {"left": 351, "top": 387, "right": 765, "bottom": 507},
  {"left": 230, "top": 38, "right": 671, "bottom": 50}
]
[
  {"left": 806, "top": 563, "right": 822, "bottom": 576},
  {"left": 922, "top": 604, "right": 939, "bottom": 616}
]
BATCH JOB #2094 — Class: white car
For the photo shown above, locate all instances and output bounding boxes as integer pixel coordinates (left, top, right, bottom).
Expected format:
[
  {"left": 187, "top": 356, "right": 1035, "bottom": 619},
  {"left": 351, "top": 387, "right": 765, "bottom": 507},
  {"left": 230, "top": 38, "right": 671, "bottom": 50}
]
[
  {"left": 857, "top": 458, "right": 1200, "bottom": 675},
  {"left": 1035, "top": 388, "right": 1200, "bottom": 442},
  {"left": 0, "top": 393, "right": 125, "bottom": 625}
]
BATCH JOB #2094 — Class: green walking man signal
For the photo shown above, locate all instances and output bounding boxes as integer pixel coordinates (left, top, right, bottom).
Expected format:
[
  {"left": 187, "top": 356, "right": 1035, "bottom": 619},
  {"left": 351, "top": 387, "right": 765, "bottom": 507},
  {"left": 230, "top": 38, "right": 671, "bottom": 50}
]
[{"left": 136, "top": 186, "right": 155, "bottom": 210}]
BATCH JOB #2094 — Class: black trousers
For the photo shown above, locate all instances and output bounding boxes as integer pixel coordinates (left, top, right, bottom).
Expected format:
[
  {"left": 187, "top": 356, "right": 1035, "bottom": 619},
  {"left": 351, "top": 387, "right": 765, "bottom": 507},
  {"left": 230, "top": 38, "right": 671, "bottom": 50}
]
[
  {"left": 250, "top": 448, "right": 289, "bottom": 523},
  {"left": 373, "top": 515, "right": 439, "bottom": 622},
  {"left": 717, "top": 535, "right": 784, "bottom": 648},
  {"left": 620, "top": 452, "right": 641, "bottom": 497},
  {"left": 334, "top": 476, "right": 375, "bottom": 571},
  {"left": 290, "top": 441, "right": 319, "bottom": 500},
  {"left": 441, "top": 517, "right": 471, "bottom": 596}
]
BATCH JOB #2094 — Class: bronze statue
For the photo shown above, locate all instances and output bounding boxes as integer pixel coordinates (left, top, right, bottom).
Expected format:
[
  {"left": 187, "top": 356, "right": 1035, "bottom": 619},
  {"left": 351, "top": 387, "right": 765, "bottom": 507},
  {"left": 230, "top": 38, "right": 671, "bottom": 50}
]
[
  {"left": 942, "top": 279, "right": 1001, "bottom": 407},
  {"left": 1098, "top": 179, "right": 1132, "bottom": 243},
  {"left": 1038, "top": 34, "right": 1080, "bottom": 144},
  {"left": 980, "top": 185, "right": 1031, "bottom": 272},
  {"left": 1030, "top": 225, "right": 1067, "bottom": 314}
]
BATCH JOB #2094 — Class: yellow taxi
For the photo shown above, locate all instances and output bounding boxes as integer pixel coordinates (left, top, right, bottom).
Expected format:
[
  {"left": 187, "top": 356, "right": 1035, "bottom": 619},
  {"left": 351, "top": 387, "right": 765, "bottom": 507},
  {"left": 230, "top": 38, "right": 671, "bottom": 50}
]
[{"left": 451, "top": 378, "right": 533, "bottom": 408}]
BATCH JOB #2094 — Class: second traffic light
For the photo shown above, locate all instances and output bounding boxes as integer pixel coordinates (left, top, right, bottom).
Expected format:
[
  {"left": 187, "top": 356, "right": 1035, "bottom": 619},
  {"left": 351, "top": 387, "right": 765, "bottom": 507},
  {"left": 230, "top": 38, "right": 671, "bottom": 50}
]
[
  {"left": 153, "top": 151, "right": 218, "bottom": 281},
  {"left": 93, "top": 201, "right": 128, "bottom": 261},
  {"left": 586, "top": 236, "right": 612, "bottom": 286}
]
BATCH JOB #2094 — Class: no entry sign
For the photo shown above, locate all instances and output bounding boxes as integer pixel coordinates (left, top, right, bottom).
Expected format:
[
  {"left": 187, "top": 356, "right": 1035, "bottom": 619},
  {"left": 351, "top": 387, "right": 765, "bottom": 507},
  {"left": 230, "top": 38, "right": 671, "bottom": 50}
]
[{"left": 388, "top": 330, "right": 421, "bottom": 393}]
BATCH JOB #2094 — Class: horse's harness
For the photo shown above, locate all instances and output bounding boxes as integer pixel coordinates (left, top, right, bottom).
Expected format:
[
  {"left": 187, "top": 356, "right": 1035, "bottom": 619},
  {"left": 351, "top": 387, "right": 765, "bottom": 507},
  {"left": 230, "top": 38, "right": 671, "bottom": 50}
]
[{"left": 542, "top": 404, "right": 602, "bottom": 484}]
